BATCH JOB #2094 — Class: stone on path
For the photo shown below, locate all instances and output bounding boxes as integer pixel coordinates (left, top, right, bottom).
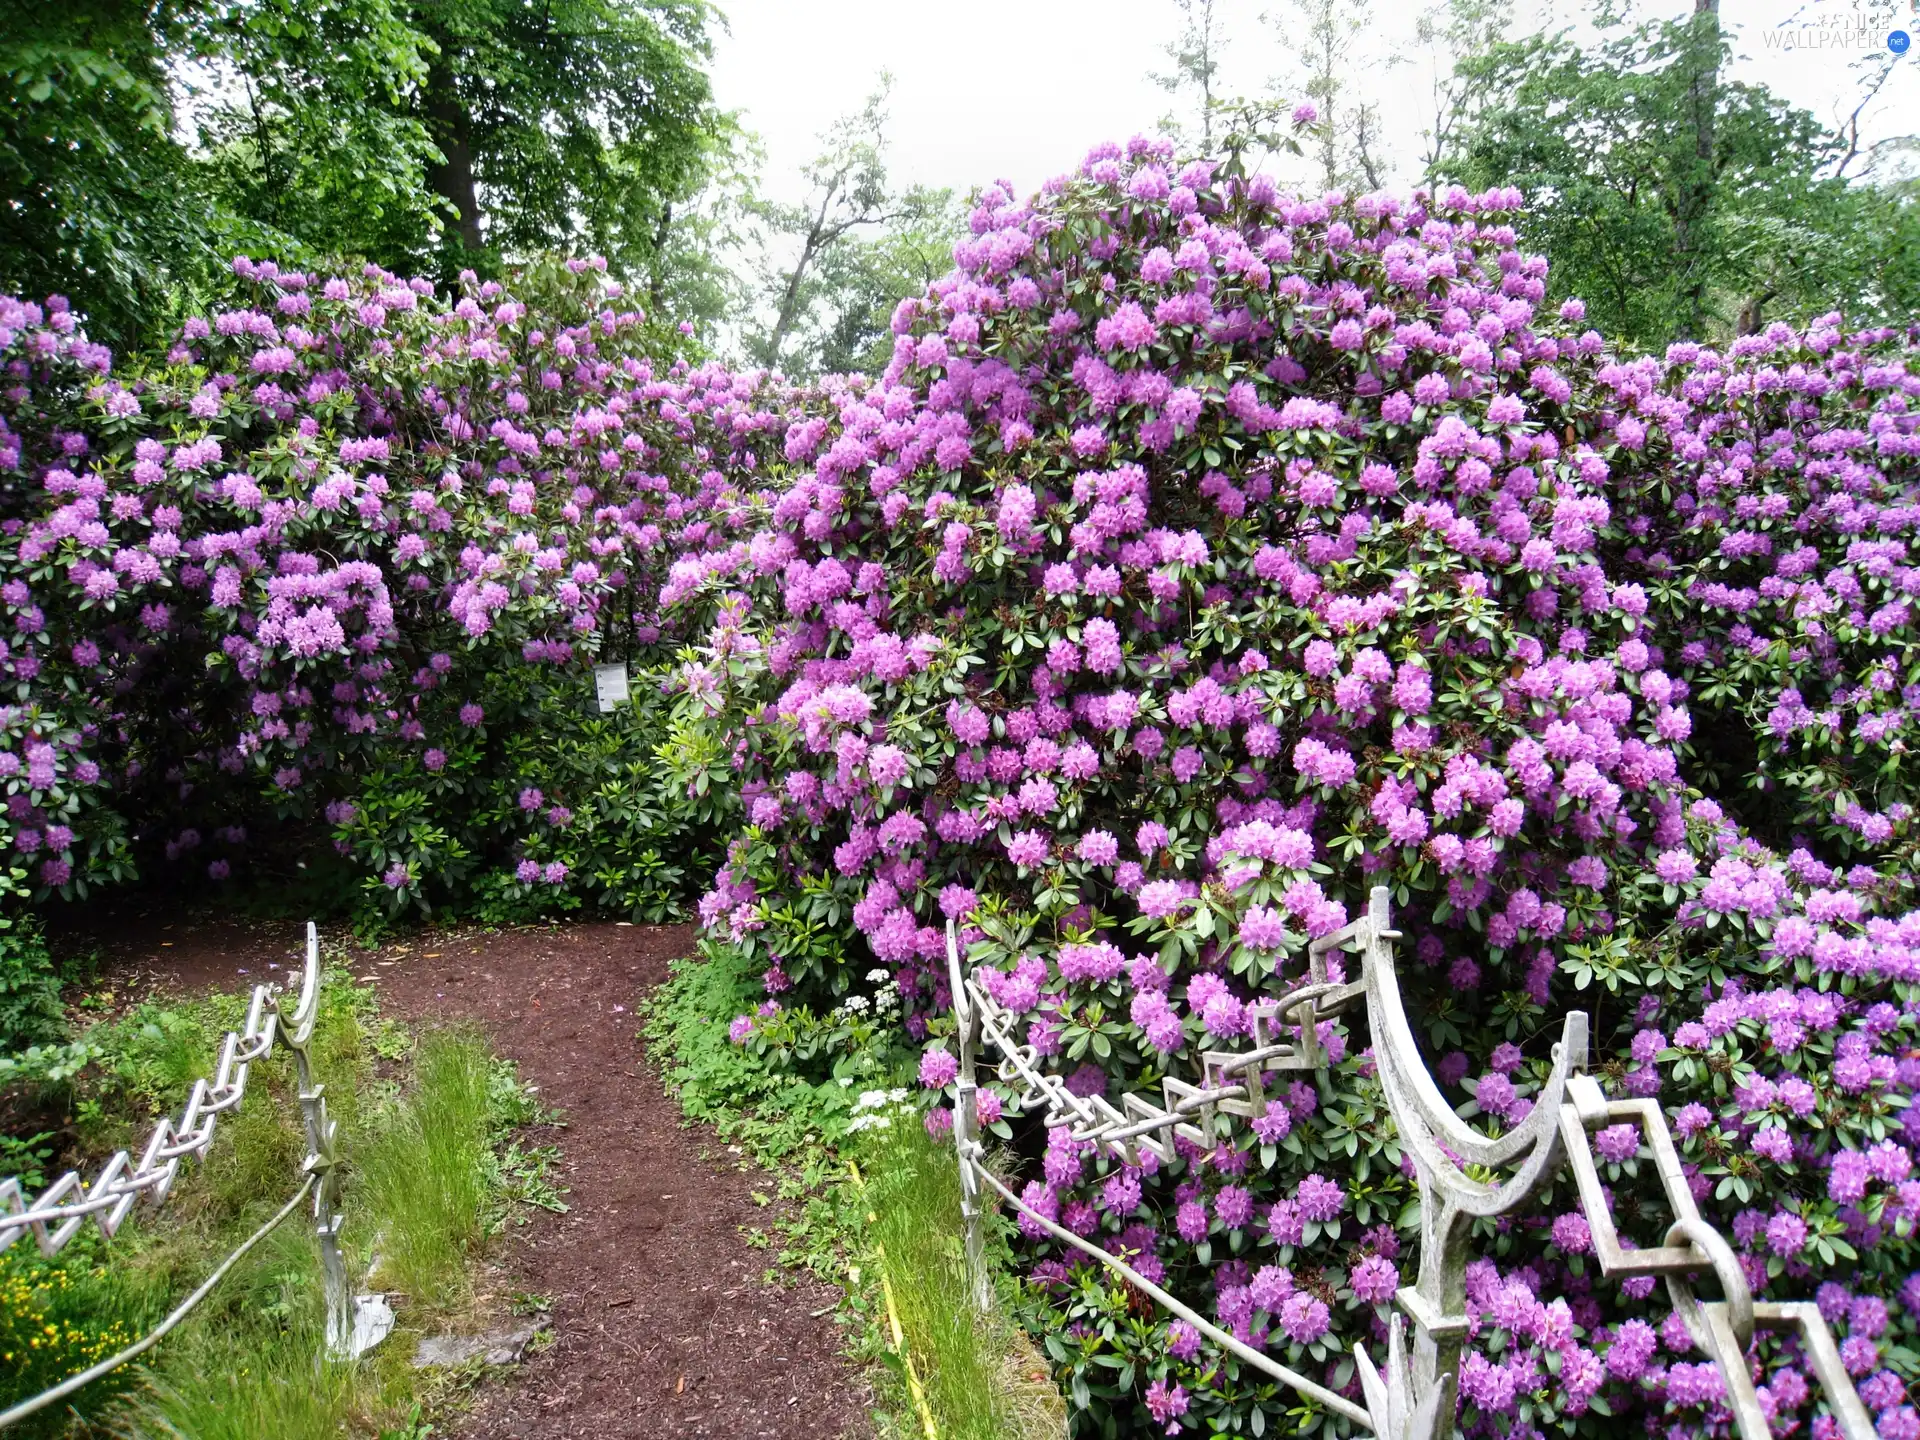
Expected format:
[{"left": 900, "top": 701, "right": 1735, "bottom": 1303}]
[{"left": 413, "top": 1324, "right": 544, "bottom": 1369}]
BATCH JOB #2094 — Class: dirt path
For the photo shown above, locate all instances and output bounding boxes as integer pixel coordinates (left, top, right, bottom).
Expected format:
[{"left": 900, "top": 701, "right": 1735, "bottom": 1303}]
[{"left": 65, "top": 911, "right": 871, "bottom": 1440}]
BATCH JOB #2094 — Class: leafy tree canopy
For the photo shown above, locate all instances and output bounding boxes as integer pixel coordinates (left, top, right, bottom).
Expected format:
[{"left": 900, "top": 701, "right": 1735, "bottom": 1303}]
[
  {"left": 742, "top": 80, "right": 967, "bottom": 377},
  {"left": 1444, "top": 2, "right": 1918, "bottom": 348},
  {"left": 0, "top": 0, "right": 726, "bottom": 348}
]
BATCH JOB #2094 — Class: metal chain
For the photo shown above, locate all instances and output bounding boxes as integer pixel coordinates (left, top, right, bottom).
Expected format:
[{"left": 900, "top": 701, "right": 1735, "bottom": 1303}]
[
  {"left": 946, "top": 888, "right": 1876, "bottom": 1440},
  {"left": 0, "top": 1177, "right": 316, "bottom": 1431},
  {"left": 1, "top": 975, "right": 283, "bottom": 1258},
  {"left": 0, "top": 922, "right": 391, "bottom": 1369}
]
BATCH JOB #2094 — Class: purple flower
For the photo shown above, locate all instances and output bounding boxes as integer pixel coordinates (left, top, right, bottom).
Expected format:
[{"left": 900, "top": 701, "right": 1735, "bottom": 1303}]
[
  {"left": 1069, "top": 424, "right": 1109, "bottom": 458},
  {"left": 1475, "top": 1072, "right": 1517, "bottom": 1119},
  {"left": 1215, "top": 1184, "right": 1254, "bottom": 1230},
  {"left": 1249, "top": 1264, "right": 1294, "bottom": 1312},
  {"left": 1094, "top": 301, "right": 1157, "bottom": 353},
  {"left": 1144, "top": 1379, "right": 1188, "bottom": 1425},
  {"left": 1653, "top": 849, "right": 1698, "bottom": 885},
  {"left": 1006, "top": 830, "right": 1050, "bottom": 867},
  {"left": 1594, "top": 1123, "right": 1640, "bottom": 1164},
  {"left": 1552, "top": 1212, "right": 1592, "bottom": 1254},
  {"left": 1279, "top": 1291, "right": 1330, "bottom": 1344},
  {"left": 1666, "top": 1361, "right": 1726, "bottom": 1407},
  {"left": 1606, "top": 1318, "right": 1657, "bottom": 1380},
  {"left": 1077, "top": 830, "right": 1119, "bottom": 865},
  {"left": 1175, "top": 1198, "right": 1208, "bottom": 1242},
  {"left": 1766, "top": 1210, "right": 1808, "bottom": 1257},
  {"left": 1102, "top": 1169, "right": 1143, "bottom": 1214},
  {"left": 1167, "top": 1320, "right": 1201, "bottom": 1360},
  {"left": 868, "top": 743, "right": 908, "bottom": 786},
  {"left": 1350, "top": 1255, "right": 1399, "bottom": 1303},
  {"left": 1137, "top": 880, "right": 1185, "bottom": 917},
  {"left": 1239, "top": 905, "right": 1287, "bottom": 950},
  {"left": 919, "top": 1047, "right": 959, "bottom": 1089},
  {"left": 1296, "top": 1173, "right": 1344, "bottom": 1222}
]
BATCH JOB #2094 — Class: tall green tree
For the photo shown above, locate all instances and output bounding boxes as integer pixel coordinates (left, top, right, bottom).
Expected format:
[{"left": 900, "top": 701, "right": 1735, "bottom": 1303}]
[
  {"left": 1410, "top": 0, "right": 1506, "bottom": 182},
  {"left": 185, "top": 0, "right": 443, "bottom": 265},
  {"left": 633, "top": 117, "right": 756, "bottom": 339},
  {"left": 407, "top": 0, "right": 721, "bottom": 276},
  {"left": 1447, "top": 1, "right": 1919, "bottom": 349},
  {"left": 0, "top": 0, "right": 726, "bottom": 347},
  {"left": 807, "top": 184, "right": 967, "bottom": 376},
  {"left": 0, "top": 2, "right": 206, "bottom": 347},
  {"left": 1151, "top": 0, "right": 1225, "bottom": 148},
  {"left": 1271, "top": 0, "right": 1397, "bottom": 191},
  {"left": 743, "top": 80, "right": 964, "bottom": 376}
]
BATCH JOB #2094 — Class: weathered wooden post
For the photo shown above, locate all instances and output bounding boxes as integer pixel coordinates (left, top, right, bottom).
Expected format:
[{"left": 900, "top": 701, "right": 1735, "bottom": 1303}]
[
  {"left": 273, "top": 921, "right": 389, "bottom": 1358},
  {"left": 946, "top": 920, "right": 992, "bottom": 1311}
]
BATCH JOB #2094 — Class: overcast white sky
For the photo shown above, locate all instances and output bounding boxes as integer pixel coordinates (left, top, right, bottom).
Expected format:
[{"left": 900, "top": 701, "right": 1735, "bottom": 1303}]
[{"left": 709, "top": 0, "right": 1917, "bottom": 204}]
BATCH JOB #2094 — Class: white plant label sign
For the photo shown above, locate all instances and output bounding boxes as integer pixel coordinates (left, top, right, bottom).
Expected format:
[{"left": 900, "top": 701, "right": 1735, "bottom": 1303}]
[{"left": 593, "top": 662, "right": 630, "bottom": 713}]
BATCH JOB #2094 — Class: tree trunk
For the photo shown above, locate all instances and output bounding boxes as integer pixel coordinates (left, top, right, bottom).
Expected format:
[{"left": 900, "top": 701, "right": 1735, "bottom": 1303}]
[
  {"left": 648, "top": 203, "right": 673, "bottom": 314},
  {"left": 1199, "top": 0, "right": 1215, "bottom": 149},
  {"left": 1737, "top": 288, "right": 1775, "bottom": 336},
  {"left": 244, "top": 82, "right": 282, "bottom": 225},
  {"left": 766, "top": 234, "right": 819, "bottom": 367},
  {"left": 766, "top": 179, "right": 841, "bottom": 367},
  {"left": 423, "top": 54, "right": 484, "bottom": 253},
  {"left": 1672, "top": 0, "right": 1719, "bottom": 338}
]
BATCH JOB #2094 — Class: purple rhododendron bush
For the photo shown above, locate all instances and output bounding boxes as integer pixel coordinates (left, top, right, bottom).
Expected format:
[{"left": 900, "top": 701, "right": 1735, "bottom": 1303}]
[
  {"left": 658, "top": 140, "right": 1920, "bottom": 1436},
  {"left": 7, "top": 125, "right": 1920, "bottom": 1438},
  {"left": 0, "top": 256, "right": 785, "bottom": 935}
]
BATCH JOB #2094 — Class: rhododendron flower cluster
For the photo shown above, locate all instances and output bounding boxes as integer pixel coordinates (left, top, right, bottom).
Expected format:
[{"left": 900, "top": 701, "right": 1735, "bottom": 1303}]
[
  {"left": 0, "top": 258, "right": 778, "bottom": 913},
  {"left": 667, "top": 137, "right": 1919, "bottom": 1436}
]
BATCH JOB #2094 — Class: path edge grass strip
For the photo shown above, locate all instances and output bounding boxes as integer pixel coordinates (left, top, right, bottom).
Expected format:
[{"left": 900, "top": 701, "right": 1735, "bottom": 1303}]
[{"left": 849, "top": 1158, "right": 940, "bottom": 1440}]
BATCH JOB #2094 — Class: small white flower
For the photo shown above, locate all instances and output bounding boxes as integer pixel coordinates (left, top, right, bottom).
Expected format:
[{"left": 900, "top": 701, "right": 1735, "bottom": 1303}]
[{"left": 866, "top": 967, "right": 891, "bottom": 984}]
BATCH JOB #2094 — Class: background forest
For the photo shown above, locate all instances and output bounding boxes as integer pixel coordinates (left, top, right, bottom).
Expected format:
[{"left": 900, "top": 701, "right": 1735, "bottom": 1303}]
[{"left": 3, "top": 0, "right": 1914, "bottom": 372}]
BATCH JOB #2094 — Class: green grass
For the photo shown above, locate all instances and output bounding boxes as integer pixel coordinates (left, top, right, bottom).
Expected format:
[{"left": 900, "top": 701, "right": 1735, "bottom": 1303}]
[
  {"left": 356, "top": 1027, "right": 495, "bottom": 1310},
  {"left": 0, "top": 971, "right": 549, "bottom": 1439},
  {"left": 859, "top": 1120, "right": 1065, "bottom": 1440},
  {"left": 645, "top": 947, "right": 1065, "bottom": 1440},
  {"left": 114, "top": 1223, "right": 369, "bottom": 1440}
]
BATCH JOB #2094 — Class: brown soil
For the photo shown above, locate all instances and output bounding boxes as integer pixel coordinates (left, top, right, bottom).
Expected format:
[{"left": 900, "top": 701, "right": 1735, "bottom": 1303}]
[
  {"left": 59, "top": 910, "right": 872, "bottom": 1440},
  {"left": 53, "top": 907, "right": 316, "bottom": 1000}
]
